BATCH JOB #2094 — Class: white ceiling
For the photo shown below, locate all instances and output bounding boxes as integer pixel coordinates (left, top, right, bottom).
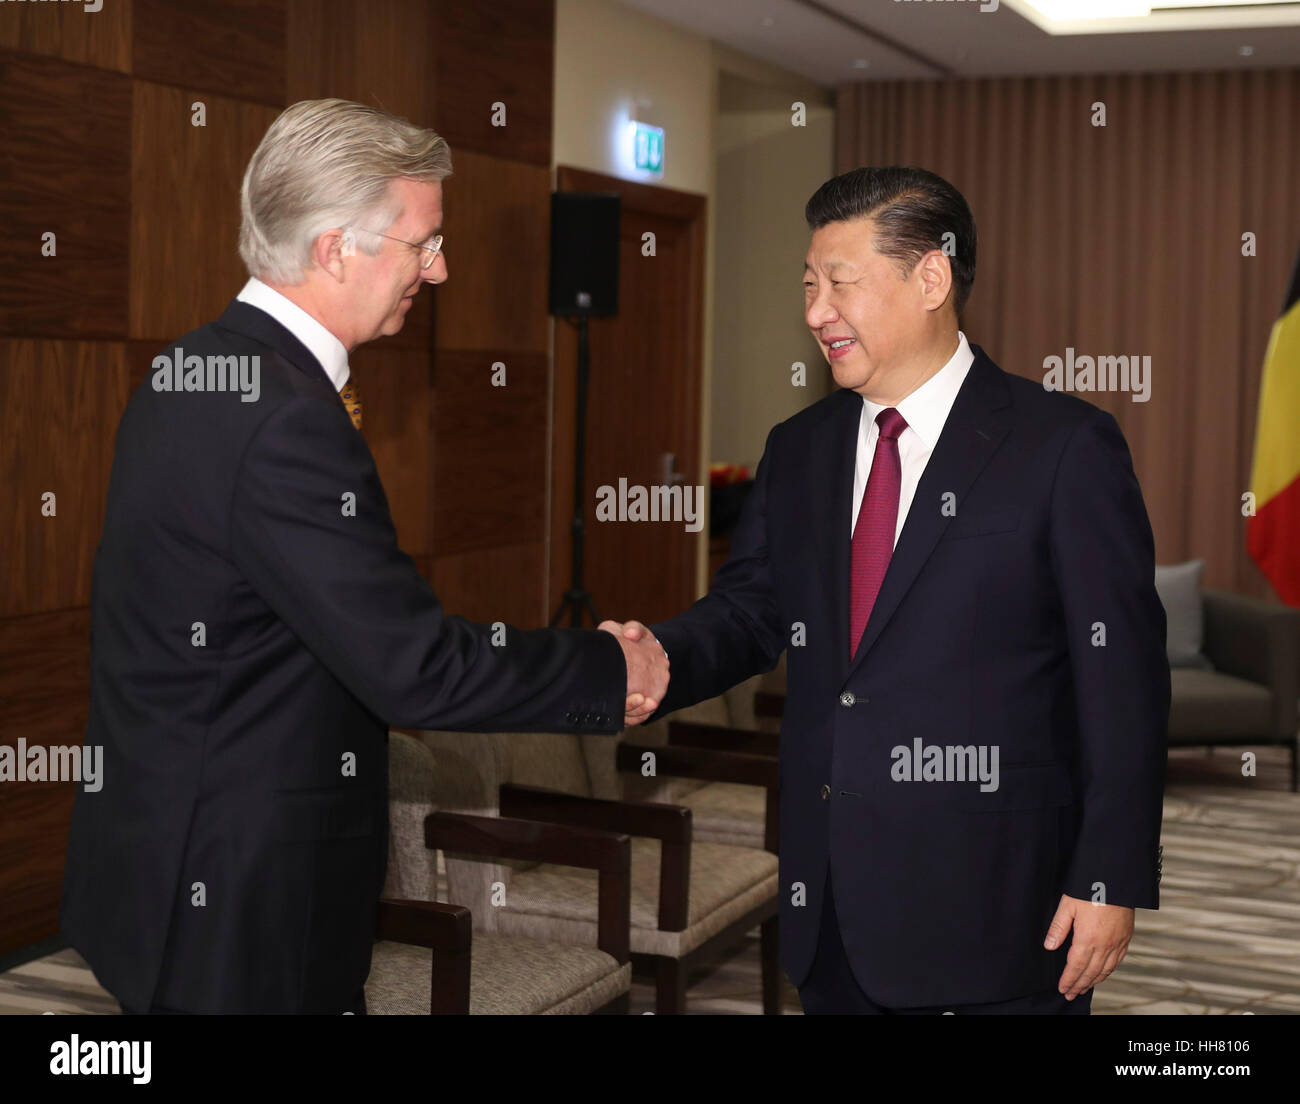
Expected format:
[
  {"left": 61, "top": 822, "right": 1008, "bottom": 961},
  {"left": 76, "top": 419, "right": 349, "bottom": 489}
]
[{"left": 617, "top": 0, "right": 1300, "bottom": 85}]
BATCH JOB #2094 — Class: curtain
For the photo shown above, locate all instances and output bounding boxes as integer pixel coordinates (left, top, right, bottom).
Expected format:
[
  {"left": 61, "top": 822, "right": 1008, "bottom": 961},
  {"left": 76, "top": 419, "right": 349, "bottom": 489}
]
[{"left": 836, "top": 70, "right": 1300, "bottom": 597}]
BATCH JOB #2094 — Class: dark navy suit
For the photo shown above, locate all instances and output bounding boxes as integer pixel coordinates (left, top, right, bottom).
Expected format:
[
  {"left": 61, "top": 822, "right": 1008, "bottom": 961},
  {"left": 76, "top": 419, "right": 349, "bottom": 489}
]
[
  {"left": 61, "top": 299, "right": 627, "bottom": 1014},
  {"left": 650, "top": 345, "right": 1169, "bottom": 1009}
]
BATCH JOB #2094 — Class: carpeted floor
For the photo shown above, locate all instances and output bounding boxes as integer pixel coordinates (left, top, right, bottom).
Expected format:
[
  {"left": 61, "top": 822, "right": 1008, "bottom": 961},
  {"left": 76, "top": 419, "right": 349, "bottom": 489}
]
[{"left": 3, "top": 746, "right": 1294, "bottom": 1015}]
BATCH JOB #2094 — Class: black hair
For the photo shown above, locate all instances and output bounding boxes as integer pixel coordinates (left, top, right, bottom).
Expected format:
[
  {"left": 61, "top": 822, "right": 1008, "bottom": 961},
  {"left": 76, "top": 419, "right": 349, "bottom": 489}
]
[{"left": 805, "top": 166, "right": 976, "bottom": 314}]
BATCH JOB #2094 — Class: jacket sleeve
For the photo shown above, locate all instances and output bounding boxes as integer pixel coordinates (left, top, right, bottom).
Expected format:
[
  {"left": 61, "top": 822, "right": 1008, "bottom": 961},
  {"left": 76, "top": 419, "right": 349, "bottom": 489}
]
[
  {"left": 646, "top": 425, "right": 787, "bottom": 717},
  {"left": 228, "top": 395, "right": 627, "bottom": 733},
  {"left": 1049, "top": 408, "right": 1170, "bottom": 909}
]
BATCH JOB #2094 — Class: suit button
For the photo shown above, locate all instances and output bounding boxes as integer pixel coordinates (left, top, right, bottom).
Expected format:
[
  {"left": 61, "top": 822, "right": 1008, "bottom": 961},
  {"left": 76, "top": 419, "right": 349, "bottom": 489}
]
[
  {"left": 821, "top": 784, "right": 831, "bottom": 800},
  {"left": 839, "top": 692, "right": 855, "bottom": 707},
  {"left": 565, "top": 711, "right": 578, "bottom": 724},
  {"left": 598, "top": 713, "right": 609, "bottom": 725}
]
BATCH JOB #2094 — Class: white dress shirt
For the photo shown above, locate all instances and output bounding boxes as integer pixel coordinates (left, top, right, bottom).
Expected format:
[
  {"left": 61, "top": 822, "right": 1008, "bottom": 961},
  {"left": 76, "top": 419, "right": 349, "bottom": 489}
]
[
  {"left": 236, "top": 277, "right": 351, "bottom": 393},
  {"left": 851, "top": 331, "right": 974, "bottom": 546}
]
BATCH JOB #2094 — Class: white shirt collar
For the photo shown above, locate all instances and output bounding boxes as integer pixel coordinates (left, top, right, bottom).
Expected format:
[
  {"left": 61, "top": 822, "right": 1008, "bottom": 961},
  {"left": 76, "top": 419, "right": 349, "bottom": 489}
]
[
  {"left": 235, "top": 277, "right": 350, "bottom": 392},
  {"left": 862, "top": 331, "right": 974, "bottom": 448}
]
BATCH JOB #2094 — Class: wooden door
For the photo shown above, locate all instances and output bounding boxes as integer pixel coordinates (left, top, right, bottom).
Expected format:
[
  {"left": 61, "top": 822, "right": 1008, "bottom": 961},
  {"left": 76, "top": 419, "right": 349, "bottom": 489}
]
[{"left": 549, "top": 167, "right": 706, "bottom": 627}]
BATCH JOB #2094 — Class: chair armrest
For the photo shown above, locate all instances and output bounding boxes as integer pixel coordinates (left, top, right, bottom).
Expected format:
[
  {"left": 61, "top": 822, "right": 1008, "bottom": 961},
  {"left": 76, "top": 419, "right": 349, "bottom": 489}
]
[
  {"left": 377, "top": 898, "right": 471, "bottom": 950},
  {"left": 1202, "top": 589, "right": 1300, "bottom": 737},
  {"left": 499, "top": 783, "right": 692, "bottom": 843},
  {"left": 424, "top": 811, "right": 632, "bottom": 962},
  {"left": 619, "top": 742, "right": 779, "bottom": 854},
  {"left": 618, "top": 741, "right": 778, "bottom": 788},
  {"left": 375, "top": 899, "right": 472, "bottom": 1015},
  {"left": 667, "top": 720, "right": 779, "bottom": 758},
  {"left": 498, "top": 785, "right": 691, "bottom": 932}
]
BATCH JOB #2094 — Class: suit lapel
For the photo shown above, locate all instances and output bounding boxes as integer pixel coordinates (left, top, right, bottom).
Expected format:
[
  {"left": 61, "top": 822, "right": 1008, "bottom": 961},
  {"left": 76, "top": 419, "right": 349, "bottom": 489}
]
[
  {"left": 213, "top": 298, "right": 337, "bottom": 391},
  {"left": 844, "top": 346, "right": 1013, "bottom": 681}
]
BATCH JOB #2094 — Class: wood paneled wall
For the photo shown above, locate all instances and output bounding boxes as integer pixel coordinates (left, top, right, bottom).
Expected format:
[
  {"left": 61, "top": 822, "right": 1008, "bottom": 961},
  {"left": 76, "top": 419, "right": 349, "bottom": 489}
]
[{"left": 0, "top": 0, "right": 557, "bottom": 957}]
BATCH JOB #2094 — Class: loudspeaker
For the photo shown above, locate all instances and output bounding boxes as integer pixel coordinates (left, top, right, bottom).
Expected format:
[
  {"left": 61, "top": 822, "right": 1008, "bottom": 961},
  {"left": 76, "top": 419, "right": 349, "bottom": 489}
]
[{"left": 549, "top": 192, "right": 621, "bottom": 317}]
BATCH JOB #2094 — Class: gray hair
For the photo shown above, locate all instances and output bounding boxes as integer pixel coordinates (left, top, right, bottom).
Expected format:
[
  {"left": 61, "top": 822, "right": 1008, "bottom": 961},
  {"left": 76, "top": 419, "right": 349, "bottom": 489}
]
[{"left": 238, "top": 98, "right": 453, "bottom": 285}]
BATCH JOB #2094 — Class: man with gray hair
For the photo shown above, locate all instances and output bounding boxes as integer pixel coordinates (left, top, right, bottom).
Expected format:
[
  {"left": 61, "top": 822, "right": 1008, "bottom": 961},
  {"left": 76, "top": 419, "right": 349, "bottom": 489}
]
[{"left": 60, "top": 99, "right": 669, "bottom": 1015}]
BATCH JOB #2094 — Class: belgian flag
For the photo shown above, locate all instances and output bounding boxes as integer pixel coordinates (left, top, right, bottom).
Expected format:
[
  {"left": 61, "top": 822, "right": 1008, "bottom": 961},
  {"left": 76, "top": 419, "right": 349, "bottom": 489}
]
[{"left": 1248, "top": 245, "right": 1300, "bottom": 606}]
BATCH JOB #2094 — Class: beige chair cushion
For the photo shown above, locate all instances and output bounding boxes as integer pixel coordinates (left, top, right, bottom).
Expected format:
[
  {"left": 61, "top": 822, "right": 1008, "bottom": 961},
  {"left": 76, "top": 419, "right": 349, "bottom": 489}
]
[
  {"left": 367, "top": 933, "right": 630, "bottom": 1015},
  {"left": 496, "top": 839, "right": 778, "bottom": 958},
  {"left": 384, "top": 731, "right": 441, "bottom": 901},
  {"left": 417, "top": 729, "right": 517, "bottom": 931},
  {"left": 679, "top": 781, "right": 767, "bottom": 849}
]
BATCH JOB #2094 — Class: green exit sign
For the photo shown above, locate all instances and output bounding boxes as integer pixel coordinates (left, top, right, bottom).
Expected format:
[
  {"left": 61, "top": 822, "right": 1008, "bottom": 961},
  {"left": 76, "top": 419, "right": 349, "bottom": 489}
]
[{"left": 632, "top": 121, "right": 664, "bottom": 176}]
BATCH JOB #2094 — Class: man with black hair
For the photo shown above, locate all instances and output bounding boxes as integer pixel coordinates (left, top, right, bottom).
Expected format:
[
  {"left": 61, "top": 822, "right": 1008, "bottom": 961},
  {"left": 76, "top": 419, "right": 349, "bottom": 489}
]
[{"left": 615, "top": 166, "right": 1168, "bottom": 1014}]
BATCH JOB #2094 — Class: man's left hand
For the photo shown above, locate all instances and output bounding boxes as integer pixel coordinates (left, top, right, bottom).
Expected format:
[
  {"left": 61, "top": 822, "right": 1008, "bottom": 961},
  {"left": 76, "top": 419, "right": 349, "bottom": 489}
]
[{"left": 1043, "top": 893, "right": 1134, "bottom": 1000}]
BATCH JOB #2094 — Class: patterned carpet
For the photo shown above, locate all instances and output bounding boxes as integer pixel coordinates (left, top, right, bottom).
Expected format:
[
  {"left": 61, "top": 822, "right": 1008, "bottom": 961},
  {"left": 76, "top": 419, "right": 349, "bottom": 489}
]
[{"left": 2, "top": 746, "right": 1294, "bottom": 1015}]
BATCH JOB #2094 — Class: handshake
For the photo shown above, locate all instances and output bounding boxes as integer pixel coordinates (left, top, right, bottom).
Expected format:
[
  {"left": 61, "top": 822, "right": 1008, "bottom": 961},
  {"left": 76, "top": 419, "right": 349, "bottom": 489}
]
[{"left": 599, "top": 620, "right": 670, "bottom": 727}]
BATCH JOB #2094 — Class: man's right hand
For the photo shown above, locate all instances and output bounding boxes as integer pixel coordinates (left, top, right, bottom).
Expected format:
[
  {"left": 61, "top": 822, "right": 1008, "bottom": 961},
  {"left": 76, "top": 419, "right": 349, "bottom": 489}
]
[{"left": 598, "top": 620, "right": 669, "bottom": 726}]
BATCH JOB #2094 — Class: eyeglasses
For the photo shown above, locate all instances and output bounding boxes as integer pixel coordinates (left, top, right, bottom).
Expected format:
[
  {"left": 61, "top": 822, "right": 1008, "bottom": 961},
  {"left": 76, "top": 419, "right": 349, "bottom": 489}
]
[{"left": 353, "top": 228, "right": 444, "bottom": 270}]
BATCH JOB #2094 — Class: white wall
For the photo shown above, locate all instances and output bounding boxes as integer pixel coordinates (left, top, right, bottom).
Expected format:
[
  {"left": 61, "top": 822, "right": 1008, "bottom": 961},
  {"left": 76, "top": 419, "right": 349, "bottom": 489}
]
[
  {"left": 552, "top": 0, "right": 833, "bottom": 593},
  {"left": 711, "top": 72, "right": 835, "bottom": 470},
  {"left": 554, "top": 0, "right": 716, "bottom": 194}
]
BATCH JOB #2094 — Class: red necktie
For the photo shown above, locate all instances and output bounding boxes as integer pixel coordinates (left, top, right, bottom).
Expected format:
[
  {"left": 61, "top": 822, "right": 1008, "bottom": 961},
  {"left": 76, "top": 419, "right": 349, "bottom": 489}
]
[{"left": 849, "top": 407, "right": 907, "bottom": 659}]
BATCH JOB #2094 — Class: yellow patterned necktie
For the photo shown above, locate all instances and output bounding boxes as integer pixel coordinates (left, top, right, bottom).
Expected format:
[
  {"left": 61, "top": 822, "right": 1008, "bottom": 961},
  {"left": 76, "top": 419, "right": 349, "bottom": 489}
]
[{"left": 340, "top": 374, "right": 363, "bottom": 431}]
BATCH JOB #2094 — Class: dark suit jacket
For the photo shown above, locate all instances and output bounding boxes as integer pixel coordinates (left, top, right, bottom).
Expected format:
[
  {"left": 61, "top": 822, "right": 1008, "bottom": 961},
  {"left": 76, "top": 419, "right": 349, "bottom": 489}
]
[
  {"left": 650, "top": 344, "right": 1170, "bottom": 1007},
  {"left": 60, "top": 299, "right": 626, "bottom": 1014}
]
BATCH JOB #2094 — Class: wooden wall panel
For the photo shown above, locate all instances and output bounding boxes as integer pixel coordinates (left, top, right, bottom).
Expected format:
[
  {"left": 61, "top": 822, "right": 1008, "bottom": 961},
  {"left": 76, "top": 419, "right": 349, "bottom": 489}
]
[
  {"left": 432, "top": 350, "right": 548, "bottom": 557},
  {"left": 286, "top": 0, "right": 436, "bottom": 126},
  {"left": 351, "top": 344, "right": 433, "bottom": 558},
  {"left": 0, "top": 342, "right": 129, "bottom": 618},
  {"left": 0, "top": 608, "right": 91, "bottom": 744},
  {"left": 129, "top": 81, "right": 280, "bottom": 341},
  {"left": 0, "top": 607, "right": 89, "bottom": 955},
  {"left": 434, "top": 150, "right": 552, "bottom": 354},
  {"left": 0, "top": 0, "right": 131, "bottom": 72},
  {"left": 0, "top": 782, "right": 77, "bottom": 952},
  {"left": 429, "top": 542, "right": 546, "bottom": 627},
  {"left": 0, "top": 50, "right": 130, "bottom": 339},
  {"left": 0, "top": 0, "right": 560, "bottom": 958},
  {"left": 133, "top": 0, "right": 285, "bottom": 107},
  {"left": 433, "top": 0, "right": 554, "bottom": 167}
]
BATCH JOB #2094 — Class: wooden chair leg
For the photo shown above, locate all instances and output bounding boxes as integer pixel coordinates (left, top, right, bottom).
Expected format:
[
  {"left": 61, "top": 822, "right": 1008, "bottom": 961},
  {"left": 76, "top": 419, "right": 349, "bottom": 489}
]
[
  {"left": 655, "top": 957, "right": 686, "bottom": 1015},
  {"left": 760, "top": 914, "right": 781, "bottom": 1015}
]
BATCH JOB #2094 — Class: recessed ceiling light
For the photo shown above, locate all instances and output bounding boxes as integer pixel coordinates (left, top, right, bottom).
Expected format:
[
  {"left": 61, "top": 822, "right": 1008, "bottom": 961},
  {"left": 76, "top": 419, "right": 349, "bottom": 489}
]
[
  {"left": 761, "top": 16, "right": 774, "bottom": 27},
  {"left": 852, "top": 58, "right": 870, "bottom": 69},
  {"left": 1239, "top": 44, "right": 1254, "bottom": 55},
  {"left": 1005, "top": 0, "right": 1300, "bottom": 32}
]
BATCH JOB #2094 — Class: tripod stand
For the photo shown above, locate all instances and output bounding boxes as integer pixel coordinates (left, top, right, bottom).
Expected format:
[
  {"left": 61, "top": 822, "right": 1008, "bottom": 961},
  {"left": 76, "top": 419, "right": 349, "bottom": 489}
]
[{"left": 549, "top": 314, "right": 601, "bottom": 627}]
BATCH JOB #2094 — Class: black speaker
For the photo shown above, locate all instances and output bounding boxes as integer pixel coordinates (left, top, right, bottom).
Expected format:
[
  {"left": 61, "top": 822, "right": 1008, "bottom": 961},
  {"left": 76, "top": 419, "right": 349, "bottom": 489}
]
[{"left": 549, "top": 192, "right": 621, "bottom": 317}]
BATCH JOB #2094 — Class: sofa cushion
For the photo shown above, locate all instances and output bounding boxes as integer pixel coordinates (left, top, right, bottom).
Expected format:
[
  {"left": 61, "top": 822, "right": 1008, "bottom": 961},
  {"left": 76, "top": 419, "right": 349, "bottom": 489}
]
[
  {"left": 1155, "top": 560, "right": 1214, "bottom": 669},
  {"left": 1167, "top": 668, "right": 1274, "bottom": 740}
]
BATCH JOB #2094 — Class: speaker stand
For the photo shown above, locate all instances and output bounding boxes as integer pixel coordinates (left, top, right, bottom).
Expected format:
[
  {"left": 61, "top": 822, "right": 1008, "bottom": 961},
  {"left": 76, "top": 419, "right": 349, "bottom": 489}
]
[{"left": 550, "top": 314, "right": 602, "bottom": 628}]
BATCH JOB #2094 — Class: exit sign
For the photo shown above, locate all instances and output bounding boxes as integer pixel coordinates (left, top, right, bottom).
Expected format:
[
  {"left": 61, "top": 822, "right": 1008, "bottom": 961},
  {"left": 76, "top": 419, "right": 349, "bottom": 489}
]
[{"left": 632, "top": 121, "right": 664, "bottom": 176}]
